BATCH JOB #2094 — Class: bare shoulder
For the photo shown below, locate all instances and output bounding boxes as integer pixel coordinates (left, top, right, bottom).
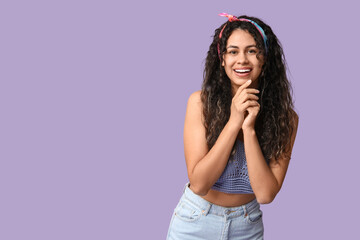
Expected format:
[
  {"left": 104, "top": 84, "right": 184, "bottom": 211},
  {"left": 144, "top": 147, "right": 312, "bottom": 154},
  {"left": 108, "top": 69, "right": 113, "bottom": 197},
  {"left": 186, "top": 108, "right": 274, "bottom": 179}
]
[
  {"left": 290, "top": 109, "right": 299, "bottom": 131},
  {"left": 187, "top": 90, "right": 202, "bottom": 108},
  {"left": 290, "top": 109, "right": 299, "bottom": 147},
  {"left": 184, "top": 90, "right": 208, "bottom": 173},
  {"left": 185, "top": 90, "right": 204, "bottom": 123}
]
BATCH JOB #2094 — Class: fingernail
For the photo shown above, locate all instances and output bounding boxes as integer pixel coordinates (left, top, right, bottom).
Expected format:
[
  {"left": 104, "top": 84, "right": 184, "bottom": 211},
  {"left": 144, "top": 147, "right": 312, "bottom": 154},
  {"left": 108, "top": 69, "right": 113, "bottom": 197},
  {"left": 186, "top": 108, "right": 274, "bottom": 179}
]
[{"left": 247, "top": 80, "right": 252, "bottom": 83}]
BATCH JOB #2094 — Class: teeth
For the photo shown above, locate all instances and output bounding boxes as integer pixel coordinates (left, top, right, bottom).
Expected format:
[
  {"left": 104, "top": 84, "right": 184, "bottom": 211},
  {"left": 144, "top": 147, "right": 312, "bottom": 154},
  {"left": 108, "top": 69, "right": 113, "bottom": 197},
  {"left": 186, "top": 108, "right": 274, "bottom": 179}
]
[{"left": 235, "top": 69, "right": 251, "bottom": 73}]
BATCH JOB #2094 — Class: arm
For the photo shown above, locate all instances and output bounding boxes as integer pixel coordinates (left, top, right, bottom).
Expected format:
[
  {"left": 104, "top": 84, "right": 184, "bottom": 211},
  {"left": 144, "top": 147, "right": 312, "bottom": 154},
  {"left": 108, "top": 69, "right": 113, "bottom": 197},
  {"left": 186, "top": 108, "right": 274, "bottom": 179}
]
[
  {"left": 242, "top": 111, "right": 299, "bottom": 204},
  {"left": 183, "top": 91, "right": 238, "bottom": 196},
  {"left": 184, "top": 81, "right": 259, "bottom": 196}
]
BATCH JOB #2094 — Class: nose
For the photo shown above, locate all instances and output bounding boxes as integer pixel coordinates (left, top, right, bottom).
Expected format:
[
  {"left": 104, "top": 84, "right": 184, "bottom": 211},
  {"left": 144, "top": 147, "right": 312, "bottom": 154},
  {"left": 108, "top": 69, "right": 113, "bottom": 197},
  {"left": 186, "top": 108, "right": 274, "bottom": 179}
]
[{"left": 237, "top": 51, "right": 249, "bottom": 65}]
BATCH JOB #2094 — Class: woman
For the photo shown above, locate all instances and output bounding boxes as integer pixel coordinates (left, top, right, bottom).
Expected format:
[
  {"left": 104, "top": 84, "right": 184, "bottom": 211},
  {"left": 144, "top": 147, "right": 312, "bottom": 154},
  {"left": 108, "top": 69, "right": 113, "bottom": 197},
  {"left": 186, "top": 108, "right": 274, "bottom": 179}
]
[{"left": 167, "top": 13, "right": 298, "bottom": 240}]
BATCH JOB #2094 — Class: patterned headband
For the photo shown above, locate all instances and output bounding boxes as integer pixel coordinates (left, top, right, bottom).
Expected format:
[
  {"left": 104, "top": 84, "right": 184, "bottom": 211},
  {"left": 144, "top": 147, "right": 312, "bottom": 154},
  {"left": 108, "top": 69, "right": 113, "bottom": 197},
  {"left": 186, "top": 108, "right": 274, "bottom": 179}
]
[{"left": 217, "top": 13, "right": 268, "bottom": 58}]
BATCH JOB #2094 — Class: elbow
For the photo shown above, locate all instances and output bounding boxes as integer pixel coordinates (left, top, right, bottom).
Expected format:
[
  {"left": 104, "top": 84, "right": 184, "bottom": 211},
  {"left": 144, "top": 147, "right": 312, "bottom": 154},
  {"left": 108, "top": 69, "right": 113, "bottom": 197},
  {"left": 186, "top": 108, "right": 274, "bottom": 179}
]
[
  {"left": 189, "top": 183, "right": 210, "bottom": 196},
  {"left": 255, "top": 183, "right": 281, "bottom": 204},
  {"left": 257, "top": 197, "right": 274, "bottom": 205},
  {"left": 256, "top": 192, "right": 276, "bottom": 204}
]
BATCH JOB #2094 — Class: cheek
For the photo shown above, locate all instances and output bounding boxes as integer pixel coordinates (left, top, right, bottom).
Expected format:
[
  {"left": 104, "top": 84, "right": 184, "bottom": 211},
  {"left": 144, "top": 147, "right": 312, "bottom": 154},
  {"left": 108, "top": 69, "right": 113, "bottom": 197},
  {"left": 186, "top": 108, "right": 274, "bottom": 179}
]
[
  {"left": 252, "top": 65, "right": 263, "bottom": 79},
  {"left": 254, "top": 61, "right": 264, "bottom": 74},
  {"left": 223, "top": 62, "right": 232, "bottom": 73},
  {"left": 224, "top": 67, "right": 232, "bottom": 78}
]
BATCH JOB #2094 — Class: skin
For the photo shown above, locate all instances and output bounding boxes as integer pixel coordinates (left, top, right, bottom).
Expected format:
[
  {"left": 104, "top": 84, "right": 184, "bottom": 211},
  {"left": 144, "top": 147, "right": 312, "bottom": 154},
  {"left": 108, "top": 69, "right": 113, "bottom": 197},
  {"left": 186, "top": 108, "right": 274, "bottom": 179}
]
[
  {"left": 222, "top": 29, "right": 264, "bottom": 95},
  {"left": 183, "top": 29, "right": 299, "bottom": 207}
]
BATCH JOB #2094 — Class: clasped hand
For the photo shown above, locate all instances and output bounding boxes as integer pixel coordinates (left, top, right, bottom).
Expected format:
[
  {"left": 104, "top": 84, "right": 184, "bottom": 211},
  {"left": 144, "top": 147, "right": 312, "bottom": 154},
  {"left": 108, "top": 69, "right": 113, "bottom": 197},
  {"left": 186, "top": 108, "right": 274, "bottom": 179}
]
[{"left": 229, "top": 80, "right": 260, "bottom": 131}]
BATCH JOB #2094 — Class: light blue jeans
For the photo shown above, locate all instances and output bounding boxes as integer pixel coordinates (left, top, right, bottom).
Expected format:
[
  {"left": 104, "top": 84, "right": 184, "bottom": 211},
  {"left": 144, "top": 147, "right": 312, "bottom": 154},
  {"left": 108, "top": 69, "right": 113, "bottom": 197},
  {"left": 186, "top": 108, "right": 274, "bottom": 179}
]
[{"left": 167, "top": 183, "right": 264, "bottom": 240}]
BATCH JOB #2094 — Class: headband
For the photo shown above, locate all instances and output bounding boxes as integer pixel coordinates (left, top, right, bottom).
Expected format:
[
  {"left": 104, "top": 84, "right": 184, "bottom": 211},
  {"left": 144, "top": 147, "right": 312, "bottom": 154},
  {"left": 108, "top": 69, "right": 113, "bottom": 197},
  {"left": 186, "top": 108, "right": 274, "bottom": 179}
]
[{"left": 217, "top": 13, "right": 268, "bottom": 58}]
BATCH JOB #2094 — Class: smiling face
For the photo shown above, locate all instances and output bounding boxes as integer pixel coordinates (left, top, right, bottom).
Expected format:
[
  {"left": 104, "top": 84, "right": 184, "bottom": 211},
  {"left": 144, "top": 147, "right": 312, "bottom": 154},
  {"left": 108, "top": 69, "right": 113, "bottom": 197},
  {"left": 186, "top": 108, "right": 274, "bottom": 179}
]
[{"left": 222, "top": 28, "right": 264, "bottom": 94}]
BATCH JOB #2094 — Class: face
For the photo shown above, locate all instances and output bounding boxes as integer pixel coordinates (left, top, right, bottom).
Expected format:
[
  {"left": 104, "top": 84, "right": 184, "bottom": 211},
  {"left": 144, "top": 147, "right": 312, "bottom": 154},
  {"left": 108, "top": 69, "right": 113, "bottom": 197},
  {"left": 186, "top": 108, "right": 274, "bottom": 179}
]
[{"left": 222, "top": 29, "right": 264, "bottom": 92}]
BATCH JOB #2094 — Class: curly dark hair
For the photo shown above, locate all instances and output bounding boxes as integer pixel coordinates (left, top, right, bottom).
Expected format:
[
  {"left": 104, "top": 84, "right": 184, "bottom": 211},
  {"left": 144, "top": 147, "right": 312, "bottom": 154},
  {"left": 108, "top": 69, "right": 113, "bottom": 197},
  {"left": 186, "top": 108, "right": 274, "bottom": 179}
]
[{"left": 201, "top": 15, "right": 296, "bottom": 163}]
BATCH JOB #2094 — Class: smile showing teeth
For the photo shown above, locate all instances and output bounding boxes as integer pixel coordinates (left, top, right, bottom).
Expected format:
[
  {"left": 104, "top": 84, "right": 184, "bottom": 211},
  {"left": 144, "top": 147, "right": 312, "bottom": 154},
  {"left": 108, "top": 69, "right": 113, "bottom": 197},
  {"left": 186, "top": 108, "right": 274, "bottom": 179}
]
[{"left": 235, "top": 69, "right": 251, "bottom": 73}]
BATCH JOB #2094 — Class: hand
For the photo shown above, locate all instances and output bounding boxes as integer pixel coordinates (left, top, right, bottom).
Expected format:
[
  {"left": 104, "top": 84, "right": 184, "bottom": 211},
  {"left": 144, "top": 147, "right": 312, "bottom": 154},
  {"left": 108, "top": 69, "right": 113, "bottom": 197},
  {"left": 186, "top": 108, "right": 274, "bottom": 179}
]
[
  {"left": 242, "top": 101, "right": 260, "bottom": 131},
  {"left": 228, "top": 80, "right": 260, "bottom": 131}
]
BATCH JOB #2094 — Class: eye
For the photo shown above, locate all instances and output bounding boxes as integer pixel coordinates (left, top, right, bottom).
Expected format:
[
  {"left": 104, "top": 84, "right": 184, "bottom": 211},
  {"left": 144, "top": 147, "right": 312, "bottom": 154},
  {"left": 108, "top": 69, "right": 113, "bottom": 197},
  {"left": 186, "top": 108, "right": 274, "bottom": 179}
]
[
  {"left": 248, "top": 49, "right": 257, "bottom": 54},
  {"left": 228, "top": 50, "right": 238, "bottom": 55}
]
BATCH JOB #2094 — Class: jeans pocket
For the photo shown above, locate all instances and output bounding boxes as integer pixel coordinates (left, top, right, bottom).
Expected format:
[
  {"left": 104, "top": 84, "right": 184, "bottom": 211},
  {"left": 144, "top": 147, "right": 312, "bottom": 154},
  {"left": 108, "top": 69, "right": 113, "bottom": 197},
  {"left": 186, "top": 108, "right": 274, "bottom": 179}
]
[
  {"left": 245, "top": 208, "right": 263, "bottom": 224},
  {"left": 174, "top": 199, "right": 202, "bottom": 222}
]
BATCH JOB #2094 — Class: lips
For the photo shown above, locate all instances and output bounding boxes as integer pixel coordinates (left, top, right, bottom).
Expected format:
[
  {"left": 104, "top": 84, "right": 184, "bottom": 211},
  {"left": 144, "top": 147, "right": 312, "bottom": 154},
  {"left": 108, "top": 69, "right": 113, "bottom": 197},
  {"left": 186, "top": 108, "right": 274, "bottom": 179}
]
[{"left": 234, "top": 68, "right": 252, "bottom": 77}]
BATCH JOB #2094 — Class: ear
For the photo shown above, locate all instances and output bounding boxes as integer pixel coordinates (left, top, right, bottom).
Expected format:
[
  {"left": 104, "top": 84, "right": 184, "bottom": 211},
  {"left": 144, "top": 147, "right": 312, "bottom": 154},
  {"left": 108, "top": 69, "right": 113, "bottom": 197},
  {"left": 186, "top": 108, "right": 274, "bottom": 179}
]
[{"left": 221, "top": 59, "right": 225, "bottom": 67}]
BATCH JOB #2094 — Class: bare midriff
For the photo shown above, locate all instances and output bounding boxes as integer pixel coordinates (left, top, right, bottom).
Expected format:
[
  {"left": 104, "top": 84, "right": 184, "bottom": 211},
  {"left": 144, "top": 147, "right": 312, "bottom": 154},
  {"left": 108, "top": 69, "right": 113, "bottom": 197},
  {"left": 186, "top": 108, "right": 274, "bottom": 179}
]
[
  {"left": 188, "top": 134, "right": 256, "bottom": 207},
  {"left": 190, "top": 185, "right": 256, "bottom": 207}
]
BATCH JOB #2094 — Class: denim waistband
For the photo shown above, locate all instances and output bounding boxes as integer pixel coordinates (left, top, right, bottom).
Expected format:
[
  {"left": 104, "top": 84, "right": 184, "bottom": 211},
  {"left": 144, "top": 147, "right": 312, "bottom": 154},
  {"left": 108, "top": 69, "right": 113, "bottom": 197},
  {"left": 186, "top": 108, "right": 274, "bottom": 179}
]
[{"left": 181, "top": 182, "right": 260, "bottom": 219}]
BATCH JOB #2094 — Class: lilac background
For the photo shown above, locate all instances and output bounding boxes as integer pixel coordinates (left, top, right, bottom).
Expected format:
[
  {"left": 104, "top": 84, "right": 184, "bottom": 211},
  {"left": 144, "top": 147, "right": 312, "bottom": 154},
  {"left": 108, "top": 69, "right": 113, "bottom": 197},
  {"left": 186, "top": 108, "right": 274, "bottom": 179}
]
[{"left": 1, "top": 0, "right": 359, "bottom": 239}]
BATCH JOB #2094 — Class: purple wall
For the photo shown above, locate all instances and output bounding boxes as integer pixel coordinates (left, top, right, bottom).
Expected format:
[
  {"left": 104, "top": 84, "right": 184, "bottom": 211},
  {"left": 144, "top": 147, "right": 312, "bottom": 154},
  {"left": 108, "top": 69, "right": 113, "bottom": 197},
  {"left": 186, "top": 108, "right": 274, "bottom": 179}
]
[{"left": 1, "top": 0, "right": 359, "bottom": 239}]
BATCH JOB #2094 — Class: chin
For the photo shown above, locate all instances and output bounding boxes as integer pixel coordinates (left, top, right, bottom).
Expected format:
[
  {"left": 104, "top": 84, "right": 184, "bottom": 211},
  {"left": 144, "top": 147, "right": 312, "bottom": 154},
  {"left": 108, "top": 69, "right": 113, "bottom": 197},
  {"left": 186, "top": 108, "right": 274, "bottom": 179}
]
[{"left": 233, "top": 77, "right": 253, "bottom": 85}]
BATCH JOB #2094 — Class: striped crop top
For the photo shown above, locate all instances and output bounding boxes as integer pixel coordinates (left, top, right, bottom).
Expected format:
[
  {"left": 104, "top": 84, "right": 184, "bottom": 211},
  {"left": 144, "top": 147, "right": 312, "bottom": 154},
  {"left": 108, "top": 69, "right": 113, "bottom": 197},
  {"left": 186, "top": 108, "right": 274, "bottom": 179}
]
[{"left": 211, "top": 139, "right": 254, "bottom": 194}]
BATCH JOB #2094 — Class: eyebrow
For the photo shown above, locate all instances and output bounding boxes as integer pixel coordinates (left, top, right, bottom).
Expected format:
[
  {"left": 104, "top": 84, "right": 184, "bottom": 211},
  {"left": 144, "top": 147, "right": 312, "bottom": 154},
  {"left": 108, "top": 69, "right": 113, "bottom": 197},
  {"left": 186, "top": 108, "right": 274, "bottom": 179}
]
[{"left": 227, "top": 44, "right": 257, "bottom": 49}]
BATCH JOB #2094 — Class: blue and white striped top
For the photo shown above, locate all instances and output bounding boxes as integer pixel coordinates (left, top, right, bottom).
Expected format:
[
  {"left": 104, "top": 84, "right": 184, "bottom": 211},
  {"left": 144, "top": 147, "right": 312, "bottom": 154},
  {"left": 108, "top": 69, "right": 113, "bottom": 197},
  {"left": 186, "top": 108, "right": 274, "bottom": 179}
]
[{"left": 211, "top": 139, "right": 254, "bottom": 194}]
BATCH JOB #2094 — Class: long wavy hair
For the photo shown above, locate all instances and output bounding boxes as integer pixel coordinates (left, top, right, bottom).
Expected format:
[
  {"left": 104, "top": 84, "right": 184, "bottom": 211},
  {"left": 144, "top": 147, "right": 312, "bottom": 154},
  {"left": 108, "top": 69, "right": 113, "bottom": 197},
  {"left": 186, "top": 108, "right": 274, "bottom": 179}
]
[{"left": 201, "top": 15, "right": 296, "bottom": 163}]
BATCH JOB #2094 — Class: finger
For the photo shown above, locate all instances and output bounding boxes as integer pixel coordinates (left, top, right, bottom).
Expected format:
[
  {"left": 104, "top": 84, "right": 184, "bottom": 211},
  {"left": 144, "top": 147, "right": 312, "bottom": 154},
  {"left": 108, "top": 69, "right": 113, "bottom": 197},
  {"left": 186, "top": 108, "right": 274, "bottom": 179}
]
[
  {"left": 242, "top": 100, "right": 260, "bottom": 109},
  {"left": 246, "top": 108, "right": 260, "bottom": 116},
  {"left": 237, "top": 96, "right": 258, "bottom": 107},
  {"left": 236, "top": 93, "right": 259, "bottom": 107},
  {"left": 244, "top": 88, "right": 260, "bottom": 94},
  {"left": 238, "top": 92, "right": 259, "bottom": 102},
  {"left": 246, "top": 104, "right": 261, "bottom": 112},
  {"left": 236, "top": 87, "right": 260, "bottom": 100},
  {"left": 234, "top": 80, "right": 252, "bottom": 98}
]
